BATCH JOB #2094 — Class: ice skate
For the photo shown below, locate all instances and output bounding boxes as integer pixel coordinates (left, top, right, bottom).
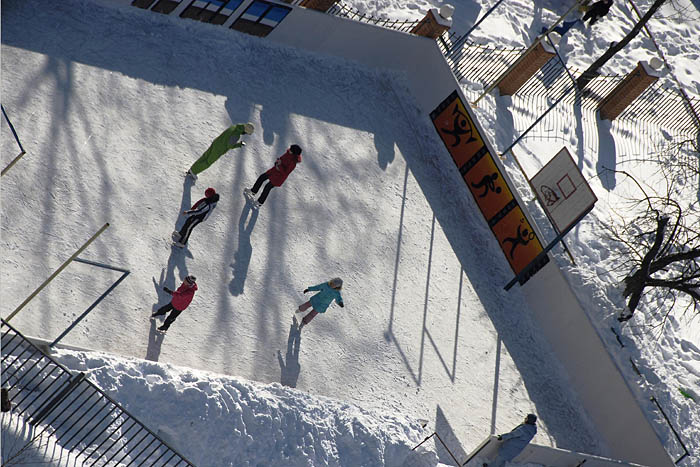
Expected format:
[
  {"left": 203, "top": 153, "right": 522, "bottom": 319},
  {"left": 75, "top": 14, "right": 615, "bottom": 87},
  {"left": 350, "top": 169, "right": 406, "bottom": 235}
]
[
  {"left": 243, "top": 188, "right": 255, "bottom": 201},
  {"left": 171, "top": 231, "right": 181, "bottom": 242},
  {"left": 185, "top": 168, "right": 197, "bottom": 182},
  {"left": 157, "top": 326, "right": 168, "bottom": 334},
  {"left": 251, "top": 199, "right": 262, "bottom": 210},
  {"left": 173, "top": 241, "right": 186, "bottom": 248}
]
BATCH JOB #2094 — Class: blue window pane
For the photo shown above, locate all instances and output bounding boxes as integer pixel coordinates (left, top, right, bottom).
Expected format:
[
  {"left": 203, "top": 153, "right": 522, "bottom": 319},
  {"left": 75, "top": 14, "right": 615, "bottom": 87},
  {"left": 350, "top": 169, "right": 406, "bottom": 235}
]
[
  {"left": 245, "top": 1, "right": 269, "bottom": 19},
  {"left": 225, "top": 0, "right": 242, "bottom": 8},
  {"left": 263, "top": 6, "right": 289, "bottom": 23}
]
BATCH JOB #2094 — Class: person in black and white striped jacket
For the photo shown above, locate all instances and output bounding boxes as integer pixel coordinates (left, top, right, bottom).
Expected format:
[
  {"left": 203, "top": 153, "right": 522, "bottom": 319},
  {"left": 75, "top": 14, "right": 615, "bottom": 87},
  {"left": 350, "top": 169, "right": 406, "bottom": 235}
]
[{"left": 172, "top": 187, "right": 219, "bottom": 248}]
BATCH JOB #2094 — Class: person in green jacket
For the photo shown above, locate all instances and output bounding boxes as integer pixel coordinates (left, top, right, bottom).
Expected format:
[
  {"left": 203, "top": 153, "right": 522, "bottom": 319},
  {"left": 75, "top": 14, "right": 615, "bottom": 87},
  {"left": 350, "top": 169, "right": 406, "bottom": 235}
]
[
  {"left": 295, "top": 277, "right": 344, "bottom": 330},
  {"left": 186, "top": 123, "right": 254, "bottom": 180}
]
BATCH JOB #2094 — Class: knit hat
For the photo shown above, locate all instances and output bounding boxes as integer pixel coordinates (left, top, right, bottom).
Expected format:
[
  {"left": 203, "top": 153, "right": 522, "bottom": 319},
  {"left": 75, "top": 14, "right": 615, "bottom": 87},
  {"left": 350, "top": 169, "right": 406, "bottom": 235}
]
[
  {"left": 290, "top": 144, "right": 302, "bottom": 162},
  {"left": 205, "top": 187, "right": 216, "bottom": 198},
  {"left": 243, "top": 123, "right": 255, "bottom": 135},
  {"left": 329, "top": 277, "right": 343, "bottom": 289},
  {"left": 525, "top": 414, "right": 537, "bottom": 424},
  {"left": 185, "top": 275, "right": 197, "bottom": 284}
]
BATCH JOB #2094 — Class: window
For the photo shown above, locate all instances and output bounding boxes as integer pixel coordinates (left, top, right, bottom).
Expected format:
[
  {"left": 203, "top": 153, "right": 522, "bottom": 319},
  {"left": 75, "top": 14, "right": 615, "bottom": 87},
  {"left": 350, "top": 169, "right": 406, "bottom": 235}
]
[
  {"left": 180, "top": 0, "right": 244, "bottom": 25},
  {"left": 146, "top": 0, "right": 185, "bottom": 14},
  {"left": 231, "top": 1, "right": 291, "bottom": 37}
]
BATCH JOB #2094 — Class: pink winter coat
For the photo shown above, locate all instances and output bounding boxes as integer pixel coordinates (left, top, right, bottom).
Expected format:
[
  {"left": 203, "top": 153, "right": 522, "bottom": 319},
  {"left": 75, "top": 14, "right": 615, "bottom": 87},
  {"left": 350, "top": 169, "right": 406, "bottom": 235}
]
[
  {"left": 171, "top": 281, "right": 197, "bottom": 311},
  {"left": 265, "top": 149, "right": 301, "bottom": 187}
]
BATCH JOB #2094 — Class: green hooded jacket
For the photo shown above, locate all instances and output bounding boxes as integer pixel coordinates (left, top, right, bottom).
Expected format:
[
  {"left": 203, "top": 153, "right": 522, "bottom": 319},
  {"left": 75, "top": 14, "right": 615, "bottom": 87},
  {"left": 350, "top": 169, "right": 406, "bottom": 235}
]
[{"left": 190, "top": 124, "right": 246, "bottom": 175}]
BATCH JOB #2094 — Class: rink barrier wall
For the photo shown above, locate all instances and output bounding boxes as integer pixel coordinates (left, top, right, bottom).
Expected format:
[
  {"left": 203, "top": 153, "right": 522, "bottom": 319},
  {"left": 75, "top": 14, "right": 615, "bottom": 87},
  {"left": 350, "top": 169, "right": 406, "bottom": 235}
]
[
  {"left": 92, "top": 2, "right": 674, "bottom": 466},
  {"left": 263, "top": 8, "right": 675, "bottom": 467},
  {"left": 462, "top": 435, "right": 649, "bottom": 467}
]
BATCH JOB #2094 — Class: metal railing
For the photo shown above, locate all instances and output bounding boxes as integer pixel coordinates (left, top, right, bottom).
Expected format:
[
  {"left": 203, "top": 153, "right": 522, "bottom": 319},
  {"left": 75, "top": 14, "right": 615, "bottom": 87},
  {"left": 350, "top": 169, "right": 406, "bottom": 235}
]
[
  {"left": 326, "top": 1, "right": 420, "bottom": 32},
  {"left": 1, "top": 319, "right": 196, "bottom": 466}
]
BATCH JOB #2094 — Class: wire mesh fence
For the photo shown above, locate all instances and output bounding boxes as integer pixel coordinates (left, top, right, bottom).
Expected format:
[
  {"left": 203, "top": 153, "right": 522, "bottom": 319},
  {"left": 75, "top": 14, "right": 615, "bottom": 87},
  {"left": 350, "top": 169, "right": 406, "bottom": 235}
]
[
  {"left": 448, "top": 40, "right": 700, "bottom": 142},
  {"left": 1, "top": 319, "right": 195, "bottom": 467}
]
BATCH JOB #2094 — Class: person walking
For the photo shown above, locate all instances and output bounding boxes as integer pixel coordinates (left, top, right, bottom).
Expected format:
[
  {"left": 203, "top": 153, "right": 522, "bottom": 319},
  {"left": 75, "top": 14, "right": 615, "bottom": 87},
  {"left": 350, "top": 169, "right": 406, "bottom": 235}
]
[
  {"left": 186, "top": 123, "right": 255, "bottom": 181},
  {"left": 582, "top": 0, "right": 613, "bottom": 26},
  {"left": 172, "top": 187, "right": 219, "bottom": 248},
  {"left": 295, "top": 277, "right": 344, "bottom": 330},
  {"left": 152, "top": 275, "right": 198, "bottom": 333},
  {"left": 484, "top": 414, "right": 538, "bottom": 467},
  {"left": 244, "top": 144, "right": 302, "bottom": 209}
]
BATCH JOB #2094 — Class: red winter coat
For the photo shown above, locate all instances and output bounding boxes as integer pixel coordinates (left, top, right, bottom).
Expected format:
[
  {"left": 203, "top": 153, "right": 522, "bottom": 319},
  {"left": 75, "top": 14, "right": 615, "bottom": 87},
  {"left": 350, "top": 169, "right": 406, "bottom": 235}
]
[
  {"left": 171, "top": 281, "right": 197, "bottom": 311},
  {"left": 265, "top": 150, "right": 301, "bottom": 187}
]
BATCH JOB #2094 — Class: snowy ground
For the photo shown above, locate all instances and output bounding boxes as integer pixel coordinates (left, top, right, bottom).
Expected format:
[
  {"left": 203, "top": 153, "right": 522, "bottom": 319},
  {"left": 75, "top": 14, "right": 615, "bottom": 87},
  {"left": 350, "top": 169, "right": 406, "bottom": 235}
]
[{"left": 2, "top": 0, "right": 699, "bottom": 465}]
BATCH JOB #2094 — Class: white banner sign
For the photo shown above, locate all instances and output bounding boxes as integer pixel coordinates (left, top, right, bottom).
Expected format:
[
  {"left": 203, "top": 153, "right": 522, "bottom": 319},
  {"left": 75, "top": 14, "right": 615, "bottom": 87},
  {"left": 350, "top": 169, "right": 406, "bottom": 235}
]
[{"left": 530, "top": 147, "right": 597, "bottom": 232}]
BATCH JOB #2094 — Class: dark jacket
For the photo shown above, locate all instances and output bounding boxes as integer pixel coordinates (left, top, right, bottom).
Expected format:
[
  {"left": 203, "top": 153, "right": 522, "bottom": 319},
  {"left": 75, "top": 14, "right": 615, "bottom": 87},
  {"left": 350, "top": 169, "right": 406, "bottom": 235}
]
[{"left": 186, "top": 193, "right": 219, "bottom": 221}]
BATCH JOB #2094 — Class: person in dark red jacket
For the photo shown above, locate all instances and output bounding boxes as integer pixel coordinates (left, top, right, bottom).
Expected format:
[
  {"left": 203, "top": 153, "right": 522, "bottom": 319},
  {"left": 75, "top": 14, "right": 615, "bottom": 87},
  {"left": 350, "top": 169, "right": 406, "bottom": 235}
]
[
  {"left": 151, "top": 275, "right": 198, "bottom": 333},
  {"left": 244, "top": 145, "right": 302, "bottom": 209}
]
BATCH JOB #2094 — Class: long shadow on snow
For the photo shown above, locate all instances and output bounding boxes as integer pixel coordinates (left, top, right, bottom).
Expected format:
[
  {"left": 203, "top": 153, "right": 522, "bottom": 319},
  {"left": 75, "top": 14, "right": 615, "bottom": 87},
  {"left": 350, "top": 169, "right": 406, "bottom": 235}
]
[
  {"left": 392, "top": 112, "right": 601, "bottom": 454},
  {"left": 278, "top": 317, "right": 302, "bottom": 388},
  {"left": 1, "top": 0, "right": 402, "bottom": 154},
  {"left": 229, "top": 203, "right": 259, "bottom": 296}
]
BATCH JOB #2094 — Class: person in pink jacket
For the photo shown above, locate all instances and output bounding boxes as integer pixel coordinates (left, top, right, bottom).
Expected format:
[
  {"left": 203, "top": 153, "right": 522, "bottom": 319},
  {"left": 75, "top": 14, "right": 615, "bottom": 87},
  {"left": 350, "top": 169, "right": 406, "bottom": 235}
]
[
  {"left": 244, "top": 145, "right": 302, "bottom": 209},
  {"left": 151, "top": 275, "right": 198, "bottom": 333}
]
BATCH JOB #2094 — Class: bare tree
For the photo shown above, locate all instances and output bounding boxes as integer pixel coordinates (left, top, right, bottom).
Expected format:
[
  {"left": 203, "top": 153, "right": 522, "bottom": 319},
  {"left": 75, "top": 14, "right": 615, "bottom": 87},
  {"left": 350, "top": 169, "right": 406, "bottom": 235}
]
[
  {"left": 603, "top": 169, "right": 700, "bottom": 324},
  {"left": 576, "top": 0, "right": 668, "bottom": 90}
]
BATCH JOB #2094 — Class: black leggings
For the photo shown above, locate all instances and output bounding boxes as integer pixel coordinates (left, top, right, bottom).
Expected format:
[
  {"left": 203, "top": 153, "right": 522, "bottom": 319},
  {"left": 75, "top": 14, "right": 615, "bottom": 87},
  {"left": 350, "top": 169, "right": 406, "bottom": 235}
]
[
  {"left": 251, "top": 173, "right": 275, "bottom": 205},
  {"left": 153, "top": 302, "right": 183, "bottom": 330},
  {"left": 178, "top": 215, "right": 204, "bottom": 245}
]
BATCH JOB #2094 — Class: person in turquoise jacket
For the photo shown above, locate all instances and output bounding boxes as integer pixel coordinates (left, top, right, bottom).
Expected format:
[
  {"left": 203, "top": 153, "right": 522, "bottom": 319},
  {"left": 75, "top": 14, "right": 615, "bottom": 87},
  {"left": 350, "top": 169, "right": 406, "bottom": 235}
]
[
  {"left": 295, "top": 277, "right": 344, "bottom": 329},
  {"left": 186, "top": 123, "right": 254, "bottom": 180}
]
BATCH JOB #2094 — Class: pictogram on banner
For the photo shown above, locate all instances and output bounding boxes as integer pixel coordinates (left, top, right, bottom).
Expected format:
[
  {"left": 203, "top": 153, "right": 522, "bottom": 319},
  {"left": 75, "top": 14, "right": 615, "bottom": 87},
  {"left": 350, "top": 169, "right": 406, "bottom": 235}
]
[{"left": 430, "top": 90, "right": 548, "bottom": 282}]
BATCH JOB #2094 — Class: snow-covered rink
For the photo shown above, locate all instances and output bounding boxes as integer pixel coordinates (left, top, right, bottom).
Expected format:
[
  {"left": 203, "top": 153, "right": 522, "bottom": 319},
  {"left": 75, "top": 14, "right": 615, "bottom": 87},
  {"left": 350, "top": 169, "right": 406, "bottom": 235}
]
[{"left": 1, "top": 0, "right": 603, "bottom": 459}]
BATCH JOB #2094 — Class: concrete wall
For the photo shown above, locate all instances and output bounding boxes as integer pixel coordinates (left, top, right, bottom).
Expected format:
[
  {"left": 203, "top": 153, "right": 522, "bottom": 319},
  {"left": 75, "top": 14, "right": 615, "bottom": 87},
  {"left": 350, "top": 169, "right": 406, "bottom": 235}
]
[
  {"left": 464, "top": 436, "right": 649, "bottom": 467},
  {"left": 96, "top": 2, "right": 673, "bottom": 465},
  {"left": 266, "top": 8, "right": 674, "bottom": 467}
]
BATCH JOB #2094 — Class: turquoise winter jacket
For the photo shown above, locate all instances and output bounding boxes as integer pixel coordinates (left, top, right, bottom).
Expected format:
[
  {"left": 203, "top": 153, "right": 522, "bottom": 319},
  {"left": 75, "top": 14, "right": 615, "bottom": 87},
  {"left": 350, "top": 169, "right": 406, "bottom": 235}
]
[{"left": 307, "top": 282, "right": 344, "bottom": 313}]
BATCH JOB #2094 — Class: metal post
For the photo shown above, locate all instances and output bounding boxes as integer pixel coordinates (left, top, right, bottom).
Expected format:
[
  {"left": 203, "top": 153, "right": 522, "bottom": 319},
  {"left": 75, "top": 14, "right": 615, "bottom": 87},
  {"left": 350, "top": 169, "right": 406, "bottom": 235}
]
[
  {"left": 5, "top": 223, "right": 110, "bottom": 322},
  {"left": 501, "top": 84, "right": 576, "bottom": 156},
  {"left": 50, "top": 258, "right": 130, "bottom": 347},
  {"left": 649, "top": 396, "right": 689, "bottom": 464},
  {"left": 446, "top": 0, "right": 506, "bottom": 57},
  {"left": 506, "top": 147, "right": 576, "bottom": 265},
  {"left": 1, "top": 105, "right": 27, "bottom": 177}
]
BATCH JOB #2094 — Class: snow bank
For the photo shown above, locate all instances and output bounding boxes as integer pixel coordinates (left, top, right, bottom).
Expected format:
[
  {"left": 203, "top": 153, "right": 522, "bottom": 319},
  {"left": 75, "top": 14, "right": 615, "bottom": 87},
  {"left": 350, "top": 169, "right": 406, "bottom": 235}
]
[{"left": 51, "top": 349, "right": 439, "bottom": 466}]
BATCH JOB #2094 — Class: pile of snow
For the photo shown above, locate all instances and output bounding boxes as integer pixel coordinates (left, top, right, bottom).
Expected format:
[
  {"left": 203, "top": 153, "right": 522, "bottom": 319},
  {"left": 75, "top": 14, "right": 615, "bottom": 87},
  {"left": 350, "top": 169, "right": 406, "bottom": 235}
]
[{"left": 38, "top": 348, "right": 437, "bottom": 467}]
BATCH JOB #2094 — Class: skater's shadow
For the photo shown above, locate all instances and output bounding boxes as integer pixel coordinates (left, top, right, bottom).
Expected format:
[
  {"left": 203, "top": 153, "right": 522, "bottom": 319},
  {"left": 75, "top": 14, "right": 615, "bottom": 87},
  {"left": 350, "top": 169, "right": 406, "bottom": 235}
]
[
  {"left": 278, "top": 317, "right": 302, "bottom": 388},
  {"left": 145, "top": 318, "right": 165, "bottom": 362},
  {"left": 174, "top": 177, "right": 195, "bottom": 232},
  {"left": 153, "top": 248, "right": 192, "bottom": 307},
  {"left": 229, "top": 204, "right": 258, "bottom": 296}
]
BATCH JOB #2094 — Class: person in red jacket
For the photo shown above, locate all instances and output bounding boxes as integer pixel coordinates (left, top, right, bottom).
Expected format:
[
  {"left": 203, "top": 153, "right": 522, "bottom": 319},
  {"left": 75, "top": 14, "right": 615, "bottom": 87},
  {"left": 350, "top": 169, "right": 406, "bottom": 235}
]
[
  {"left": 151, "top": 275, "right": 198, "bottom": 333},
  {"left": 244, "top": 145, "right": 302, "bottom": 209}
]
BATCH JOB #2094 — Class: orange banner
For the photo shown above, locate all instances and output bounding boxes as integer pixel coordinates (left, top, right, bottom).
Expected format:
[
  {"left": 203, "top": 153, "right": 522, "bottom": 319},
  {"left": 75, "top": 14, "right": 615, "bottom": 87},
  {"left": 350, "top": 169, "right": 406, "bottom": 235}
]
[
  {"left": 490, "top": 206, "right": 545, "bottom": 274},
  {"left": 430, "top": 91, "right": 548, "bottom": 281}
]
